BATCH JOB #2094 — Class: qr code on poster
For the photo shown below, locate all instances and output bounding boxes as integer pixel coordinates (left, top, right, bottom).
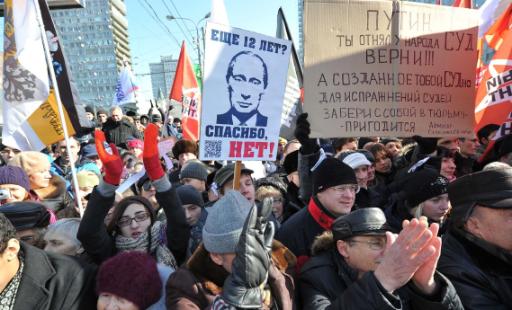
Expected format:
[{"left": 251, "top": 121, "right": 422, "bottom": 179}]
[{"left": 204, "top": 140, "right": 222, "bottom": 158}]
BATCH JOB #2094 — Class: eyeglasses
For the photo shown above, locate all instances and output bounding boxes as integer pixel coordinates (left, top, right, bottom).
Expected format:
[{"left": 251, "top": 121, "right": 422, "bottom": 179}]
[
  {"left": 272, "top": 197, "right": 283, "bottom": 204},
  {"left": 117, "top": 212, "right": 150, "bottom": 227},
  {"left": 348, "top": 238, "right": 386, "bottom": 250},
  {"left": 330, "top": 184, "right": 359, "bottom": 194}
]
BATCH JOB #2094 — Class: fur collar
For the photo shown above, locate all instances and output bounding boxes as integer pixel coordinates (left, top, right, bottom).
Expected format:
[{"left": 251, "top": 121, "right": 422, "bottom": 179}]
[
  {"left": 311, "top": 230, "right": 335, "bottom": 256},
  {"left": 33, "top": 175, "right": 66, "bottom": 200},
  {"left": 186, "top": 240, "right": 297, "bottom": 294}
]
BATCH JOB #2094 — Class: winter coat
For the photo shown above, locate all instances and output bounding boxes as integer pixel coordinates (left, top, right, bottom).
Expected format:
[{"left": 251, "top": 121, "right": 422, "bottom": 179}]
[
  {"left": 33, "top": 174, "right": 75, "bottom": 217},
  {"left": 299, "top": 232, "right": 464, "bottom": 310},
  {"left": 438, "top": 228, "right": 512, "bottom": 309},
  {"left": 102, "top": 117, "right": 142, "bottom": 149},
  {"left": 166, "top": 241, "right": 296, "bottom": 310},
  {"left": 77, "top": 185, "right": 190, "bottom": 266},
  {"left": 13, "top": 243, "right": 96, "bottom": 310},
  {"left": 454, "top": 152, "right": 477, "bottom": 177},
  {"left": 276, "top": 196, "right": 337, "bottom": 271}
]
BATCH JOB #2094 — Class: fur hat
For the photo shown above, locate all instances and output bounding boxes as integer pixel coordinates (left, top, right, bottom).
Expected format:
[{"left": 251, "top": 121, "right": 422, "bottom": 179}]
[
  {"left": 172, "top": 140, "right": 198, "bottom": 159},
  {"left": 96, "top": 252, "right": 162, "bottom": 309},
  {"left": 9, "top": 151, "right": 51, "bottom": 176}
]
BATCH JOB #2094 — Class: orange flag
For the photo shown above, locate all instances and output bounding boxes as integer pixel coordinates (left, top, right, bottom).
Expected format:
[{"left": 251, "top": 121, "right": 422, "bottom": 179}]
[
  {"left": 452, "top": 0, "right": 471, "bottom": 8},
  {"left": 169, "top": 41, "right": 201, "bottom": 141}
]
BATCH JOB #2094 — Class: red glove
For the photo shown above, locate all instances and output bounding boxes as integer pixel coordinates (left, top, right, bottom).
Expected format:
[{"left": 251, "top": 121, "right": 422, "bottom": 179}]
[
  {"left": 143, "top": 124, "right": 165, "bottom": 180},
  {"left": 95, "top": 130, "right": 123, "bottom": 185}
]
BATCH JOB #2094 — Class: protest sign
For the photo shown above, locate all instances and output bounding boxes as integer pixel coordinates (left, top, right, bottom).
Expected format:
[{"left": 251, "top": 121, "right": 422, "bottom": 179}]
[
  {"left": 199, "top": 22, "right": 291, "bottom": 160},
  {"left": 304, "top": 0, "right": 479, "bottom": 138}
]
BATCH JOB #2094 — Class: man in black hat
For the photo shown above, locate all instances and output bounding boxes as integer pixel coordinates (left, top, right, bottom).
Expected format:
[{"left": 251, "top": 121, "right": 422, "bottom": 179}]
[
  {"left": 0, "top": 213, "right": 96, "bottom": 309},
  {"left": 299, "top": 208, "right": 463, "bottom": 309},
  {"left": 438, "top": 166, "right": 512, "bottom": 309}
]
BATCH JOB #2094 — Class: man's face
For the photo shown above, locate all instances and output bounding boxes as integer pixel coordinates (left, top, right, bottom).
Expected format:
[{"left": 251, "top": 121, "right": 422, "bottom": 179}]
[
  {"left": 85, "top": 112, "right": 94, "bottom": 121},
  {"left": 354, "top": 165, "right": 369, "bottom": 188},
  {"left": 342, "top": 141, "right": 358, "bottom": 152},
  {"left": 227, "top": 54, "right": 266, "bottom": 114},
  {"left": 317, "top": 184, "right": 357, "bottom": 216},
  {"left": 44, "top": 231, "right": 80, "bottom": 256},
  {"left": 385, "top": 142, "right": 402, "bottom": 158},
  {"left": 183, "top": 204, "right": 202, "bottom": 226},
  {"left": 111, "top": 109, "right": 123, "bottom": 122},
  {"left": 460, "top": 135, "right": 480, "bottom": 157},
  {"left": 58, "top": 138, "right": 80, "bottom": 164},
  {"left": 222, "top": 174, "right": 255, "bottom": 204},
  {"left": 466, "top": 206, "right": 512, "bottom": 253},
  {"left": 0, "top": 147, "right": 20, "bottom": 163},
  {"left": 97, "top": 113, "right": 108, "bottom": 124},
  {"left": 438, "top": 138, "right": 459, "bottom": 152},
  {"left": 337, "top": 235, "right": 387, "bottom": 275},
  {"left": 181, "top": 178, "right": 206, "bottom": 192}
]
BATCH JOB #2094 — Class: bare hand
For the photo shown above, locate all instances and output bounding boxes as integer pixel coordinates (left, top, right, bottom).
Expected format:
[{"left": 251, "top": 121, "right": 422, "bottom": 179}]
[
  {"left": 412, "top": 222, "right": 442, "bottom": 295},
  {"left": 374, "top": 218, "right": 437, "bottom": 293}
]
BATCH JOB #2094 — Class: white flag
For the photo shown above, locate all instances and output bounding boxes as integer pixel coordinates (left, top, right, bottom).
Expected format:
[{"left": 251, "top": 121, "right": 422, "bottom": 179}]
[
  {"left": 113, "top": 64, "right": 139, "bottom": 106},
  {"left": 2, "top": 0, "right": 50, "bottom": 150}
]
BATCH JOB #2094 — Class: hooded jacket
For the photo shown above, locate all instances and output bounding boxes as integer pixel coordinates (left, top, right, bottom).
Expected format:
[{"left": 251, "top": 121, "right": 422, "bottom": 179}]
[
  {"left": 166, "top": 241, "right": 296, "bottom": 310},
  {"left": 299, "top": 232, "right": 464, "bottom": 310},
  {"left": 438, "top": 228, "right": 512, "bottom": 309}
]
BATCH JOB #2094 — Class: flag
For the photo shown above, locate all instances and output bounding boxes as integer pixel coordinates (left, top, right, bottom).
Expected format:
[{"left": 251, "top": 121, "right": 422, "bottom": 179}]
[
  {"left": 2, "top": 0, "right": 89, "bottom": 151},
  {"left": 478, "top": 0, "right": 512, "bottom": 37},
  {"left": 475, "top": 6, "right": 512, "bottom": 161},
  {"left": 453, "top": 0, "right": 472, "bottom": 8},
  {"left": 210, "top": 0, "right": 230, "bottom": 25},
  {"left": 276, "top": 7, "right": 303, "bottom": 140},
  {"left": 169, "top": 42, "right": 201, "bottom": 141},
  {"left": 113, "top": 62, "right": 139, "bottom": 106}
]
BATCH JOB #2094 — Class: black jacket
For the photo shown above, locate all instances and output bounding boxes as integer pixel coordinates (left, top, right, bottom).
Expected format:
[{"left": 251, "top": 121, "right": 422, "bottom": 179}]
[
  {"left": 438, "top": 228, "right": 512, "bottom": 309},
  {"left": 77, "top": 185, "right": 190, "bottom": 266},
  {"left": 299, "top": 240, "right": 463, "bottom": 310},
  {"left": 216, "top": 110, "right": 268, "bottom": 127},
  {"left": 13, "top": 243, "right": 96, "bottom": 310},
  {"left": 102, "top": 118, "right": 142, "bottom": 149}
]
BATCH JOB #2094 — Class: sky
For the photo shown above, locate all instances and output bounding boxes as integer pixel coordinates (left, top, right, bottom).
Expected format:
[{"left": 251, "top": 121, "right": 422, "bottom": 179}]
[{"left": 126, "top": 0, "right": 300, "bottom": 100}]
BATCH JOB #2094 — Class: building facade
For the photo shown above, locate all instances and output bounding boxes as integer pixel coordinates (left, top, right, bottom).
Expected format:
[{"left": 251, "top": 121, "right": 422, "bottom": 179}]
[
  {"left": 50, "top": 0, "right": 131, "bottom": 110},
  {"left": 149, "top": 55, "right": 178, "bottom": 101}
]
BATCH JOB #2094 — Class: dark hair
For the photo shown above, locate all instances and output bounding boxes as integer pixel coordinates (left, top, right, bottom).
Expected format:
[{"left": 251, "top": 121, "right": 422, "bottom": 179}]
[
  {"left": 368, "top": 143, "right": 390, "bottom": 159},
  {"left": 106, "top": 196, "right": 155, "bottom": 235},
  {"left": 0, "top": 213, "right": 17, "bottom": 253},
  {"left": 173, "top": 118, "right": 181, "bottom": 123},
  {"left": 333, "top": 138, "right": 357, "bottom": 152},
  {"left": 226, "top": 51, "right": 268, "bottom": 89}
]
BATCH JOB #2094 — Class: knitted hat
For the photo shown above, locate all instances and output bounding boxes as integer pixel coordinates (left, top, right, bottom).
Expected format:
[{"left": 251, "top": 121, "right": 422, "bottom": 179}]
[
  {"left": 0, "top": 201, "right": 50, "bottom": 230},
  {"left": 81, "top": 144, "right": 98, "bottom": 158},
  {"left": 0, "top": 166, "right": 30, "bottom": 191},
  {"left": 9, "top": 151, "right": 51, "bottom": 176},
  {"left": 180, "top": 160, "right": 208, "bottom": 181},
  {"left": 202, "top": 191, "right": 251, "bottom": 253},
  {"left": 96, "top": 108, "right": 107, "bottom": 116},
  {"left": 172, "top": 139, "right": 198, "bottom": 159},
  {"left": 283, "top": 150, "right": 298, "bottom": 175},
  {"left": 76, "top": 170, "right": 100, "bottom": 188},
  {"left": 403, "top": 168, "right": 449, "bottom": 207},
  {"left": 126, "top": 139, "right": 144, "bottom": 150},
  {"left": 342, "top": 152, "right": 372, "bottom": 169},
  {"left": 213, "top": 163, "right": 253, "bottom": 188},
  {"left": 176, "top": 185, "right": 204, "bottom": 206},
  {"left": 96, "top": 252, "right": 162, "bottom": 309},
  {"left": 85, "top": 106, "right": 94, "bottom": 114},
  {"left": 312, "top": 158, "right": 357, "bottom": 194}
]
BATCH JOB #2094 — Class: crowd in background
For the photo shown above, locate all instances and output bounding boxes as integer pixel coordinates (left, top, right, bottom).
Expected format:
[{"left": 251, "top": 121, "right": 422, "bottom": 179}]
[{"left": 0, "top": 107, "right": 511, "bottom": 310}]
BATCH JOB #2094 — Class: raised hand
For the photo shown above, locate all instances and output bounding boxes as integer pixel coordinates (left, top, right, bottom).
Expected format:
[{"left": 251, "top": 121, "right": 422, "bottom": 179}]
[
  {"left": 143, "top": 124, "right": 165, "bottom": 180},
  {"left": 374, "top": 218, "right": 437, "bottom": 293},
  {"left": 95, "top": 130, "right": 123, "bottom": 185},
  {"left": 412, "top": 221, "right": 442, "bottom": 295}
]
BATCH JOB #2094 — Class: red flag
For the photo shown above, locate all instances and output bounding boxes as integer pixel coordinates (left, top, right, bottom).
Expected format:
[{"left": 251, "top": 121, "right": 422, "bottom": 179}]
[
  {"left": 475, "top": 6, "right": 512, "bottom": 161},
  {"left": 169, "top": 42, "right": 201, "bottom": 141},
  {"left": 452, "top": 0, "right": 471, "bottom": 8}
]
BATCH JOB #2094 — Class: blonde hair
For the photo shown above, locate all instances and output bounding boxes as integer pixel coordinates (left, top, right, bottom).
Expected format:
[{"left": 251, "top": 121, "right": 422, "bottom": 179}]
[{"left": 256, "top": 185, "right": 281, "bottom": 202}]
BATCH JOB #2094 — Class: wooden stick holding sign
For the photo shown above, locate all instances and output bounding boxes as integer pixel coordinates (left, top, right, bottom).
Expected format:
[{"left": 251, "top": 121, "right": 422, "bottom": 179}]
[{"left": 232, "top": 161, "right": 242, "bottom": 190}]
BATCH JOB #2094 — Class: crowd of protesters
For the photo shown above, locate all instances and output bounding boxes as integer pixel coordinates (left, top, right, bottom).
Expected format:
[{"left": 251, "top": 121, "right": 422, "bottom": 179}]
[{"left": 0, "top": 108, "right": 511, "bottom": 310}]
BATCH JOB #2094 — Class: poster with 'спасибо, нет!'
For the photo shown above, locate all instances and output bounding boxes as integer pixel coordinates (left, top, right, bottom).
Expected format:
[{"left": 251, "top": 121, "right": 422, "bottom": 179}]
[{"left": 199, "top": 22, "right": 291, "bottom": 161}]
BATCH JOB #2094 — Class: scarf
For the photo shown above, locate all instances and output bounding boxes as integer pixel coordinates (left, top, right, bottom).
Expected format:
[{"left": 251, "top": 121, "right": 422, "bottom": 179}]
[
  {"left": 0, "top": 257, "right": 24, "bottom": 310},
  {"left": 115, "top": 221, "right": 177, "bottom": 269}
]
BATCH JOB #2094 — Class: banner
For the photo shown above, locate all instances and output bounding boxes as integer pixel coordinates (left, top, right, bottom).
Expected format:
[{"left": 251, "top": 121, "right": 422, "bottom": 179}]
[
  {"left": 304, "top": 0, "right": 478, "bottom": 138},
  {"left": 199, "top": 22, "right": 291, "bottom": 160},
  {"left": 113, "top": 63, "right": 139, "bottom": 106},
  {"left": 169, "top": 42, "right": 201, "bottom": 141},
  {"left": 276, "top": 7, "right": 303, "bottom": 141}
]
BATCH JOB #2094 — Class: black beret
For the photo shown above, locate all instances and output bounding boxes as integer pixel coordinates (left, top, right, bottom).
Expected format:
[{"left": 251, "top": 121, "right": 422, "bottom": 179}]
[{"left": 332, "top": 208, "right": 390, "bottom": 241}]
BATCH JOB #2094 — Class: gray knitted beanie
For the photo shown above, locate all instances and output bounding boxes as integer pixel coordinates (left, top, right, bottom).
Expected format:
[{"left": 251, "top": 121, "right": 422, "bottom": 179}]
[
  {"left": 180, "top": 160, "right": 208, "bottom": 181},
  {"left": 202, "top": 191, "right": 251, "bottom": 253}
]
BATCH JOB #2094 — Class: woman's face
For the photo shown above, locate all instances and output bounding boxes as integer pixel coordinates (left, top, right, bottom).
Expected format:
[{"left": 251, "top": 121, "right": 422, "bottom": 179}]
[
  {"left": 271, "top": 195, "right": 284, "bottom": 220},
  {"left": 0, "top": 184, "right": 28, "bottom": 203},
  {"left": 374, "top": 152, "right": 392, "bottom": 174},
  {"left": 29, "top": 166, "right": 52, "bottom": 189},
  {"left": 118, "top": 204, "right": 151, "bottom": 239},
  {"left": 97, "top": 293, "right": 139, "bottom": 310},
  {"left": 421, "top": 193, "right": 451, "bottom": 222},
  {"left": 440, "top": 157, "right": 456, "bottom": 180}
]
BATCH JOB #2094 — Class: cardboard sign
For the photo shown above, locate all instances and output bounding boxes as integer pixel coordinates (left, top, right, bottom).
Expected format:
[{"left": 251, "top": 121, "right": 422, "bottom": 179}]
[
  {"left": 304, "top": 0, "right": 478, "bottom": 138},
  {"left": 199, "top": 22, "right": 291, "bottom": 160}
]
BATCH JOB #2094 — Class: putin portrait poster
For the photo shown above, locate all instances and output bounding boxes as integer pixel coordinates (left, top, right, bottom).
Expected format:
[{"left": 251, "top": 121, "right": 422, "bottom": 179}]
[{"left": 199, "top": 22, "right": 292, "bottom": 161}]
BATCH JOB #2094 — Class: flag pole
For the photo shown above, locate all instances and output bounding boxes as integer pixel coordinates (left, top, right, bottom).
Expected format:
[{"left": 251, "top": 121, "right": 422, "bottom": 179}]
[{"left": 33, "top": 0, "right": 84, "bottom": 216}]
